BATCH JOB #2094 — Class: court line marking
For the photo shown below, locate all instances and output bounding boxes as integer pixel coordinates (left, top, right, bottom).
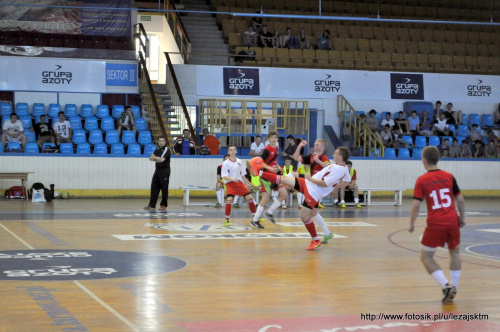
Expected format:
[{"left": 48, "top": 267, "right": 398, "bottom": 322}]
[
  {"left": 26, "top": 222, "right": 69, "bottom": 246},
  {"left": 0, "top": 222, "right": 141, "bottom": 332},
  {"left": 74, "top": 281, "right": 140, "bottom": 332}
]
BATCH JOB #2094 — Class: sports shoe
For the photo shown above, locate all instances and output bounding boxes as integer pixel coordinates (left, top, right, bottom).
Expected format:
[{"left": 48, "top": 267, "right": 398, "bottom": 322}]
[
  {"left": 442, "top": 284, "right": 457, "bottom": 303},
  {"left": 224, "top": 219, "right": 230, "bottom": 227},
  {"left": 250, "top": 220, "right": 265, "bottom": 229},
  {"left": 233, "top": 203, "right": 241, "bottom": 208},
  {"left": 264, "top": 211, "right": 276, "bottom": 224},
  {"left": 333, "top": 202, "right": 340, "bottom": 207},
  {"left": 144, "top": 205, "right": 154, "bottom": 210},
  {"left": 281, "top": 204, "right": 287, "bottom": 209},
  {"left": 306, "top": 239, "right": 322, "bottom": 250},
  {"left": 214, "top": 203, "right": 222, "bottom": 208},
  {"left": 322, "top": 232, "right": 334, "bottom": 244},
  {"left": 318, "top": 203, "right": 325, "bottom": 209},
  {"left": 341, "top": 203, "right": 346, "bottom": 208},
  {"left": 355, "top": 203, "right": 362, "bottom": 208},
  {"left": 159, "top": 205, "right": 167, "bottom": 211}
]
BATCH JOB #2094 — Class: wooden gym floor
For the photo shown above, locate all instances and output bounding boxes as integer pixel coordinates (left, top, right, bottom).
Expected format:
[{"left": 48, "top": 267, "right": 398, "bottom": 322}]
[{"left": 0, "top": 197, "right": 499, "bottom": 332}]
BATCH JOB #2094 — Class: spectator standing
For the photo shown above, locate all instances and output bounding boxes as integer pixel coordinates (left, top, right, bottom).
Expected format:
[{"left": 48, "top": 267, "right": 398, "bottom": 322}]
[
  {"left": 1, "top": 112, "right": 26, "bottom": 151},
  {"left": 117, "top": 105, "right": 136, "bottom": 138},
  {"left": 173, "top": 129, "right": 196, "bottom": 156},
  {"left": 32, "top": 114, "right": 55, "bottom": 150},
  {"left": 53, "top": 111, "right": 72, "bottom": 147},
  {"left": 281, "top": 135, "right": 298, "bottom": 168},
  {"left": 202, "top": 128, "right": 220, "bottom": 155}
]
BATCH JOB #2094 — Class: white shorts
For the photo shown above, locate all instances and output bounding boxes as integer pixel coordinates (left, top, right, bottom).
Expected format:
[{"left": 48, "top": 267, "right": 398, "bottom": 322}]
[{"left": 6, "top": 134, "right": 22, "bottom": 143}]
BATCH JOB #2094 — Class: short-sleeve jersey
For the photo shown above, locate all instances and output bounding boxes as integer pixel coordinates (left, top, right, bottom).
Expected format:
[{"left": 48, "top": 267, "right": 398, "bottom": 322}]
[
  {"left": 301, "top": 153, "right": 330, "bottom": 175},
  {"left": 53, "top": 120, "right": 71, "bottom": 138},
  {"left": 305, "top": 163, "right": 351, "bottom": 202},
  {"left": 413, "top": 169, "right": 461, "bottom": 227},
  {"left": 261, "top": 145, "right": 279, "bottom": 168},
  {"left": 221, "top": 158, "right": 246, "bottom": 183},
  {"left": 350, "top": 169, "right": 357, "bottom": 181}
]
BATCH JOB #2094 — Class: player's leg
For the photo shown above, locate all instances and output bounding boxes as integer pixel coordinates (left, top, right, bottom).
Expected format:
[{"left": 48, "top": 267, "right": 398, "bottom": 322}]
[
  {"left": 145, "top": 172, "right": 160, "bottom": 209},
  {"left": 251, "top": 191, "right": 269, "bottom": 229},
  {"left": 258, "top": 171, "right": 296, "bottom": 188},
  {"left": 265, "top": 186, "right": 288, "bottom": 223},
  {"left": 215, "top": 182, "right": 223, "bottom": 207},
  {"left": 158, "top": 168, "right": 170, "bottom": 210},
  {"left": 224, "top": 195, "right": 234, "bottom": 226},
  {"left": 300, "top": 203, "right": 321, "bottom": 250},
  {"left": 353, "top": 184, "right": 361, "bottom": 208},
  {"left": 340, "top": 187, "right": 346, "bottom": 208},
  {"left": 310, "top": 209, "right": 333, "bottom": 244},
  {"left": 448, "top": 247, "right": 461, "bottom": 301},
  {"left": 421, "top": 246, "right": 455, "bottom": 303},
  {"left": 331, "top": 186, "right": 340, "bottom": 206},
  {"left": 243, "top": 192, "right": 257, "bottom": 214}
]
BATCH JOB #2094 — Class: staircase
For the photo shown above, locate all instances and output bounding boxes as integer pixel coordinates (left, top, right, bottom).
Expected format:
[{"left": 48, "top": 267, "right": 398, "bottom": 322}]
[
  {"left": 152, "top": 84, "right": 180, "bottom": 142},
  {"left": 181, "top": 0, "right": 234, "bottom": 66}
]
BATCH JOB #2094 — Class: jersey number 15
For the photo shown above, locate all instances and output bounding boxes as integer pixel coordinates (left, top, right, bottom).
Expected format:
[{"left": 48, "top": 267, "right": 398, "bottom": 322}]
[{"left": 429, "top": 188, "right": 452, "bottom": 210}]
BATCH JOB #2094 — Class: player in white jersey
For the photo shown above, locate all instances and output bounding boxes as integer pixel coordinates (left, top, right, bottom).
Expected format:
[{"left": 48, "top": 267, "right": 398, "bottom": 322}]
[
  {"left": 248, "top": 145, "right": 351, "bottom": 250},
  {"left": 221, "top": 145, "right": 257, "bottom": 226}
]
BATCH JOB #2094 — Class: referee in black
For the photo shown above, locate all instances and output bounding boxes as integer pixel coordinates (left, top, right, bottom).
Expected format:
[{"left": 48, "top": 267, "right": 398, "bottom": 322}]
[{"left": 144, "top": 136, "right": 171, "bottom": 210}]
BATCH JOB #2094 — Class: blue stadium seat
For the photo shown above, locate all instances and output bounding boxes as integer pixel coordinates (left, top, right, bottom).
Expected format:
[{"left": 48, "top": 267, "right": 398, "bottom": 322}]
[
  {"left": 144, "top": 143, "right": 156, "bottom": 155},
  {"left": 127, "top": 143, "right": 141, "bottom": 155},
  {"left": 32, "top": 103, "right": 46, "bottom": 118},
  {"left": 131, "top": 105, "right": 140, "bottom": 118},
  {"left": 7, "top": 142, "right": 22, "bottom": 151},
  {"left": 110, "top": 143, "right": 125, "bottom": 155},
  {"left": 482, "top": 114, "right": 493, "bottom": 127},
  {"left": 384, "top": 148, "right": 396, "bottom": 158},
  {"left": 457, "top": 125, "right": 468, "bottom": 137},
  {"left": 448, "top": 125, "right": 456, "bottom": 137},
  {"left": 69, "top": 116, "right": 82, "bottom": 130},
  {"left": 468, "top": 113, "right": 480, "bottom": 126},
  {"left": 89, "top": 129, "right": 103, "bottom": 145},
  {"left": 15, "top": 103, "right": 29, "bottom": 117},
  {"left": 84, "top": 116, "right": 98, "bottom": 131},
  {"left": 76, "top": 142, "right": 91, "bottom": 154},
  {"left": 65, "top": 104, "right": 78, "bottom": 118},
  {"left": 42, "top": 143, "right": 57, "bottom": 151},
  {"left": 398, "top": 148, "right": 410, "bottom": 158},
  {"left": 135, "top": 117, "right": 147, "bottom": 131},
  {"left": 0, "top": 143, "right": 3, "bottom": 153},
  {"left": 72, "top": 129, "right": 87, "bottom": 144},
  {"left": 137, "top": 130, "right": 152, "bottom": 145},
  {"left": 111, "top": 105, "right": 124, "bottom": 119},
  {"left": 93, "top": 142, "right": 108, "bottom": 155},
  {"left": 96, "top": 105, "right": 110, "bottom": 118},
  {"left": 461, "top": 113, "right": 467, "bottom": 125},
  {"left": 415, "top": 136, "right": 427, "bottom": 148},
  {"left": 455, "top": 136, "right": 466, "bottom": 145},
  {"left": 121, "top": 130, "right": 136, "bottom": 145},
  {"left": 105, "top": 129, "right": 120, "bottom": 145},
  {"left": 100, "top": 116, "right": 115, "bottom": 132},
  {"left": 369, "top": 148, "right": 380, "bottom": 157},
  {"left": 428, "top": 136, "right": 440, "bottom": 147},
  {"left": 48, "top": 104, "right": 61, "bottom": 119},
  {"left": 482, "top": 136, "right": 489, "bottom": 145},
  {"left": 401, "top": 135, "right": 413, "bottom": 146},
  {"left": 25, "top": 142, "right": 39, "bottom": 153},
  {"left": 60, "top": 143, "right": 74, "bottom": 154},
  {"left": 20, "top": 115, "right": 32, "bottom": 129},
  {"left": 0, "top": 102, "right": 12, "bottom": 118},
  {"left": 412, "top": 148, "right": 422, "bottom": 159},
  {"left": 25, "top": 131, "right": 36, "bottom": 143},
  {"left": 80, "top": 104, "right": 94, "bottom": 118}
]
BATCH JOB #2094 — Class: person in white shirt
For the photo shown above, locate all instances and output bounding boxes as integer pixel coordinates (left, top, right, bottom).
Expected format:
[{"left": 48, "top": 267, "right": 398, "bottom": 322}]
[
  {"left": 248, "top": 145, "right": 351, "bottom": 250},
  {"left": 250, "top": 135, "right": 265, "bottom": 156},
  {"left": 433, "top": 113, "right": 450, "bottom": 137},
  {"left": 1, "top": 112, "right": 26, "bottom": 150},
  {"left": 381, "top": 112, "right": 395, "bottom": 129},
  {"left": 221, "top": 145, "right": 257, "bottom": 226},
  {"left": 52, "top": 111, "right": 72, "bottom": 146}
]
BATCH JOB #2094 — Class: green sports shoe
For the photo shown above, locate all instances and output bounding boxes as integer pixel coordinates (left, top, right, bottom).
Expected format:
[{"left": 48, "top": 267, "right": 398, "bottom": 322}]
[
  {"left": 224, "top": 219, "right": 230, "bottom": 226},
  {"left": 322, "top": 232, "right": 334, "bottom": 244}
]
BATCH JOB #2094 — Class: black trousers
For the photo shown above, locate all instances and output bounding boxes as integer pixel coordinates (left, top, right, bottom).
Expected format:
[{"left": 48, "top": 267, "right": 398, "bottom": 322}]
[{"left": 148, "top": 168, "right": 170, "bottom": 208}]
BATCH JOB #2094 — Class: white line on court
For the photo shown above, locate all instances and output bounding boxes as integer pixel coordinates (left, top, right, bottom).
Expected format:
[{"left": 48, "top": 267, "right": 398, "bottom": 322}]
[{"left": 0, "top": 223, "right": 34, "bottom": 249}]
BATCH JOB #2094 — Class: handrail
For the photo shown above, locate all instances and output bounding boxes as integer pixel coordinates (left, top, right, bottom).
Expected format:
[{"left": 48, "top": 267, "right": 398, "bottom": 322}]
[
  {"left": 165, "top": 52, "right": 199, "bottom": 146},
  {"left": 164, "top": 1, "right": 191, "bottom": 61}
]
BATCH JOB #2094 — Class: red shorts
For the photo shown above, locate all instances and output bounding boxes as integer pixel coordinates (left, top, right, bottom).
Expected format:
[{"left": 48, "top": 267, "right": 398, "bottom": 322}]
[
  {"left": 296, "top": 177, "right": 317, "bottom": 209},
  {"left": 225, "top": 181, "right": 251, "bottom": 197},
  {"left": 421, "top": 225, "right": 461, "bottom": 250}
]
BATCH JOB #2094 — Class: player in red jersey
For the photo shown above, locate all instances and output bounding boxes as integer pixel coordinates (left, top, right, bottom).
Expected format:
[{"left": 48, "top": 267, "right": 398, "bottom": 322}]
[
  {"left": 249, "top": 131, "right": 288, "bottom": 229},
  {"left": 409, "top": 146, "right": 466, "bottom": 304}
]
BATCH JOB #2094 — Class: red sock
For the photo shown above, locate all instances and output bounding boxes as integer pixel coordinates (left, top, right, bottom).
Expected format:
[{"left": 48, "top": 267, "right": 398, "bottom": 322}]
[
  {"left": 261, "top": 172, "right": 280, "bottom": 184},
  {"left": 303, "top": 219, "right": 317, "bottom": 237},
  {"left": 247, "top": 198, "right": 256, "bottom": 213},
  {"left": 225, "top": 200, "right": 232, "bottom": 218}
]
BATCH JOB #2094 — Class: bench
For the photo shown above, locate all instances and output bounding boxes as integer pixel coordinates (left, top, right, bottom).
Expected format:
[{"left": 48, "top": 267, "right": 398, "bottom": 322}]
[
  {"left": 180, "top": 186, "right": 216, "bottom": 206},
  {"left": 0, "top": 172, "right": 32, "bottom": 201},
  {"left": 360, "top": 188, "right": 404, "bottom": 206}
]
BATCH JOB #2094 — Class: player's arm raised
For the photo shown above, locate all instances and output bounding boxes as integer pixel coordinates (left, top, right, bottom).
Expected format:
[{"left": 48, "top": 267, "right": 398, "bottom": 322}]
[{"left": 293, "top": 140, "right": 307, "bottom": 161}]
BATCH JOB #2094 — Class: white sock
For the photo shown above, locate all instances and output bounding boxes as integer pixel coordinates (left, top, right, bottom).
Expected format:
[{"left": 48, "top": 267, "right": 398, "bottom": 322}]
[
  {"left": 340, "top": 200, "right": 345, "bottom": 204},
  {"left": 333, "top": 199, "right": 338, "bottom": 204},
  {"left": 431, "top": 270, "right": 449, "bottom": 288},
  {"left": 253, "top": 205, "right": 264, "bottom": 221},
  {"left": 234, "top": 196, "right": 240, "bottom": 204},
  {"left": 297, "top": 192, "right": 304, "bottom": 205},
  {"left": 216, "top": 189, "right": 223, "bottom": 205},
  {"left": 312, "top": 214, "right": 330, "bottom": 236},
  {"left": 354, "top": 197, "right": 359, "bottom": 203},
  {"left": 451, "top": 270, "right": 461, "bottom": 288},
  {"left": 267, "top": 199, "right": 282, "bottom": 214}
]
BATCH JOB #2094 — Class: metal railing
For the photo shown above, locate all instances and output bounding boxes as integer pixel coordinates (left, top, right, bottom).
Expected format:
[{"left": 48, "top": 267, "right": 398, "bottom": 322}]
[{"left": 337, "top": 95, "right": 385, "bottom": 157}]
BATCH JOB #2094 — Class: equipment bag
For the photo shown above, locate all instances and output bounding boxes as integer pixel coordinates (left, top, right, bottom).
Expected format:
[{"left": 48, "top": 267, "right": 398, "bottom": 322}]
[{"left": 5, "top": 186, "right": 25, "bottom": 199}]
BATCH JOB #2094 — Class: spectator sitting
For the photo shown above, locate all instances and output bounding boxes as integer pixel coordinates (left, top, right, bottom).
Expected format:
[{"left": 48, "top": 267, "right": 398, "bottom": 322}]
[
  {"left": 444, "top": 102, "right": 463, "bottom": 125},
  {"left": 433, "top": 100, "right": 445, "bottom": 121},
  {"left": 494, "top": 103, "right": 500, "bottom": 124},
  {"left": 433, "top": 112, "right": 450, "bottom": 137},
  {"left": 380, "top": 124, "right": 394, "bottom": 148},
  {"left": 437, "top": 138, "right": 450, "bottom": 156},
  {"left": 243, "top": 26, "right": 258, "bottom": 47},
  {"left": 173, "top": 129, "right": 196, "bottom": 156},
  {"left": 366, "top": 109, "right": 381, "bottom": 140},
  {"left": 250, "top": 135, "right": 265, "bottom": 156},
  {"left": 419, "top": 110, "right": 434, "bottom": 137},
  {"left": 298, "top": 28, "right": 310, "bottom": 49},
  {"left": 317, "top": 29, "right": 332, "bottom": 50},
  {"left": 53, "top": 111, "right": 72, "bottom": 147},
  {"left": 1, "top": 112, "right": 26, "bottom": 151},
  {"left": 282, "top": 28, "right": 299, "bottom": 49},
  {"left": 258, "top": 25, "right": 274, "bottom": 48},
  {"left": 408, "top": 110, "right": 421, "bottom": 139},
  {"left": 394, "top": 111, "right": 410, "bottom": 134},
  {"left": 459, "top": 139, "right": 472, "bottom": 158},
  {"left": 251, "top": 13, "right": 263, "bottom": 33},
  {"left": 449, "top": 139, "right": 460, "bottom": 158},
  {"left": 472, "top": 141, "right": 484, "bottom": 158},
  {"left": 32, "top": 114, "right": 55, "bottom": 151},
  {"left": 469, "top": 124, "right": 482, "bottom": 143},
  {"left": 272, "top": 29, "right": 282, "bottom": 48},
  {"left": 117, "top": 105, "right": 136, "bottom": 138},
  {"left": 380, "top": 112, "right": 395, "bottom": 129},
  {"left": 202, "top": 128, "right": 220, "bottom": 155},
  {"left": 392, "top": 125, "right": 410, "bottom": 149},
  {"left": 484, "top": 141, "right": 497, "bottom": 158},
  {"left": 281, "top": 135, "right": 298, "bottom": 168}
]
